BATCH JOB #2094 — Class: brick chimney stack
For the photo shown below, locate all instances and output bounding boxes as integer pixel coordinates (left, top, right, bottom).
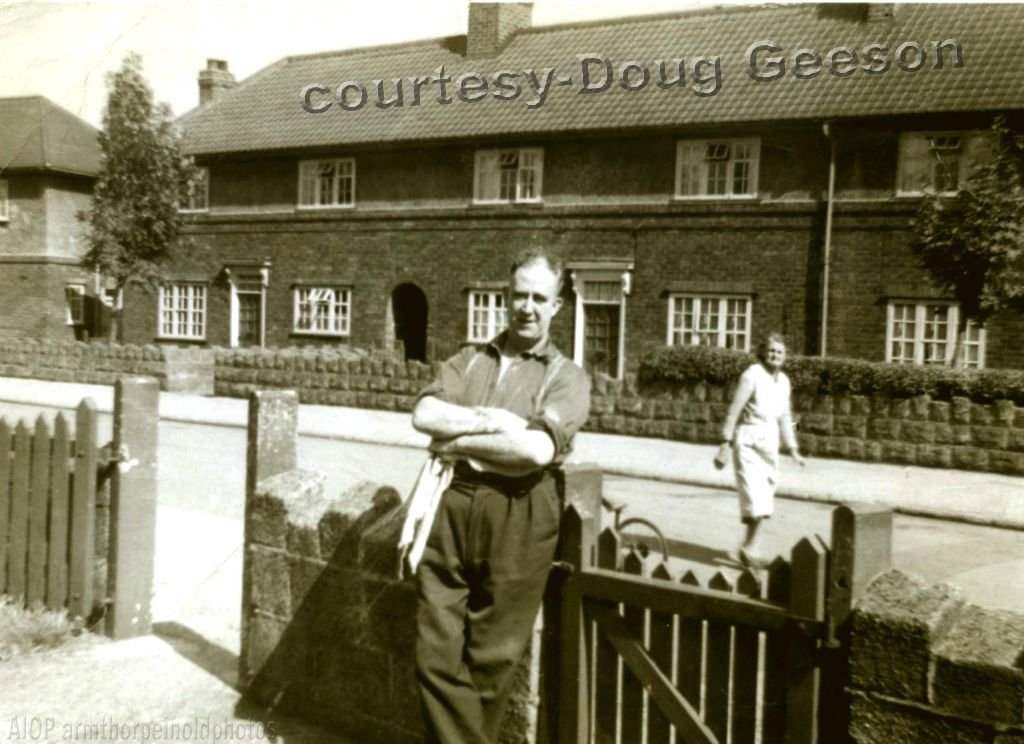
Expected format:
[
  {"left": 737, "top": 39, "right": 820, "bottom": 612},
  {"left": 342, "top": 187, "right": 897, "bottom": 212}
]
[
  {"left": 198, "top": 59, "right": 236, "bottom": 105},
  {"left": 466, "top": 2, "right": 533, "bottom": 58}
]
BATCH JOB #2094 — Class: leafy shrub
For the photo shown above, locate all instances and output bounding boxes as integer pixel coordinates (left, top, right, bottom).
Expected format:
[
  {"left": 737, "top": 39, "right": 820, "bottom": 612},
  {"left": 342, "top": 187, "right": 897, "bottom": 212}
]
[
  {"left": 638, "top": 345, "right": 1024, "bottom": 404},
  {"left": 0, "top": 595, "right": 83, "bottom": 661}
]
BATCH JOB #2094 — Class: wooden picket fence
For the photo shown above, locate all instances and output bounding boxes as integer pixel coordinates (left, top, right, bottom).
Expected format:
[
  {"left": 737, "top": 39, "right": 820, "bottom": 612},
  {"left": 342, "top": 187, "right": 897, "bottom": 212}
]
[
  {"left": 552, "top": 466, "right": 893, "bottom": 744},
  {"left": 0, "top": 378, "right": 161, "bottom": 638},
  {"left": 0, "top": 399, "right": 99, "bottom": 617}
]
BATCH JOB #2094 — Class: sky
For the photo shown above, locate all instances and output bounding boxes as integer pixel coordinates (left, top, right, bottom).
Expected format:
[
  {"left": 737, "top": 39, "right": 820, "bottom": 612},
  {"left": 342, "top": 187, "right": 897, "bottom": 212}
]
[{"left": 0, "top": 0, "right": 729, "bottom": 128}]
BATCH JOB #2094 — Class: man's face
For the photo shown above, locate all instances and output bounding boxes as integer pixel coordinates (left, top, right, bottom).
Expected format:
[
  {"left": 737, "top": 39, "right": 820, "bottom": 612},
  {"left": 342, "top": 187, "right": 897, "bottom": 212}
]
[{"left": 506, "top": 260, "right": 563, "bottom": 346}]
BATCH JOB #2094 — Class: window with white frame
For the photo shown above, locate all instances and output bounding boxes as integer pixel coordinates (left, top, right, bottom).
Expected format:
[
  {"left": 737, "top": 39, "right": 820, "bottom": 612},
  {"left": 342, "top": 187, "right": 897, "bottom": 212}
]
[
  {"left": 0, "top": 178, "right": 9, "bottom": 221},
  {"left": 299, "top": 159, "right": 355, "bottom": 207},
  {"left": 159, "top": 282, "right": 206, "bottom": 340},
  {"left": 668, "top": 295, "right": 751, "bottom": 350},
  {"left": 65, "top": 284, "right": 86, "bottom": 326},
  {"left": 897, "top": 131, "right": 991, "bottom": 195},
  {"left": 474, "top": 148, "right": 543, "bottom": 203},
  {"left": 886, "top": 301, "right": 985, "bottom": 368},
  {"left": 179, "top": 167, "right": 209, "bottom": 212},
  {"left": 293, "top": 287, "right": 351, "bottom": 336},
  {"left": 676, "top": 139, "right": 759, "bottom": 198},
  {"left": 467, "top": 290, "right": 506, "bottom": 342}
]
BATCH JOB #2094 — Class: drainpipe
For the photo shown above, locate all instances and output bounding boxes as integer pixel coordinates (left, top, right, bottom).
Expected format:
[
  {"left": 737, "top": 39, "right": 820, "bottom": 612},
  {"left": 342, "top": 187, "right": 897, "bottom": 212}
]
[{"left": 820, "top": 121, "right": 837, "bottom": 357}]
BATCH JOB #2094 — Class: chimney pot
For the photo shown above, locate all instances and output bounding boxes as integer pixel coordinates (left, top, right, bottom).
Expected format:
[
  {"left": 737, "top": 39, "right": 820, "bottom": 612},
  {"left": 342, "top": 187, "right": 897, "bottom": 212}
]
[
  {"left": 199, "top": 59, "right": 236, "bottom": 106},
  {"left": 466, "top": 2, "right": 533, "bottom": 59}
]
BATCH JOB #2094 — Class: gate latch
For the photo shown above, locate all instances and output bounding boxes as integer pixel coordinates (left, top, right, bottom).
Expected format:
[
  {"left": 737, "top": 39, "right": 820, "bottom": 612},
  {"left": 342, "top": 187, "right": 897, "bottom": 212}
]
[{"left": 100, "top": 443, "right": 139, "bottom": 474}]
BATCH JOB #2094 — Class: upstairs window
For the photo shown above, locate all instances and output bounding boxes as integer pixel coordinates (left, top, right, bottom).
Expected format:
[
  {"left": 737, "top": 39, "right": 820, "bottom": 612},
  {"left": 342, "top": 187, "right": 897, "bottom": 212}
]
[
  {"left": 179, "top": 167, "right": 209, "bottom": 212},
  {"left": 467, "top": 290, "right": 506, "bottom": 342},
  {"left": 474, "top": 148, "right": 543, "bottom": 203},
  {"left": 676, "top": 139, "right": 759, "bottom": 198},
  {"left": 668, "top": 294, "right": 751, "bottom": 350},
  {"left": 293, "top": 286, "right": 351, "bottom": 336},
  {"left": 159, "top": 282, "right": 206, "bottom": 340},
  {"left": 0, "top": 178, "right": 8, "bottom": 221},
  {"left": 299, "top": 159, "right": 355, "bottom": 208},
  {"left": 897, "top": 131, "right": 990, "bottom": 195}
]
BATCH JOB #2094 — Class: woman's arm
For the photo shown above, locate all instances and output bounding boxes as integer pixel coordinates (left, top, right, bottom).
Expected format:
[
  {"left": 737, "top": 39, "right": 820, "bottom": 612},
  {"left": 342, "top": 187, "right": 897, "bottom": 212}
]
[{"left": 722, "top": 370, "right": 755, "bottom": 443}]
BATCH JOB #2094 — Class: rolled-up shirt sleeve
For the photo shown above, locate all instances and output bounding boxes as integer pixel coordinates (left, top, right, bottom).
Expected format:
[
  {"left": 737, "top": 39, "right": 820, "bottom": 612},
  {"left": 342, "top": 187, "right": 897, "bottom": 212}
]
[
  {"left": 415, "top": 346, "right": 477, "bottom": 406},
  {"left": 526, "top": 361, "right": 591, "bottom": 461}
]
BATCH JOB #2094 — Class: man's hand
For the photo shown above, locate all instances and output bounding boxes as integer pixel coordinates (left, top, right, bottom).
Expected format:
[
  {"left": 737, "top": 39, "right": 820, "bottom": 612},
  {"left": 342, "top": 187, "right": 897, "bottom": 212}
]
[{"left": 474, "top": 407, "right": 528, "bottom": 433}]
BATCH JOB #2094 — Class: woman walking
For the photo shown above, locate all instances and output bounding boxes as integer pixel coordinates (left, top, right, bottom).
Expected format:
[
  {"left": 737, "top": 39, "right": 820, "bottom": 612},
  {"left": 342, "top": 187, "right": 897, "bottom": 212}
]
[{"left": 721, "top": 333, "right": 805, "bottom": 568}]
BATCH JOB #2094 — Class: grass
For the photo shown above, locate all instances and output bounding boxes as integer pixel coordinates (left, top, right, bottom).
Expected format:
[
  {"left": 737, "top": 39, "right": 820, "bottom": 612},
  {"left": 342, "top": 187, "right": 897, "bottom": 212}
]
[{"left": 0, "top": 595, "right": 85, "bottom": 661}]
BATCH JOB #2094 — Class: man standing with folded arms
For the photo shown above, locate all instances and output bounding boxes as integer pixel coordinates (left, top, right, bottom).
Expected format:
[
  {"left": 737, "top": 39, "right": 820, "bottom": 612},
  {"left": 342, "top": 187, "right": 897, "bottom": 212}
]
[{"left": 411, "top": 247, "right": 591, "bottom": 743}]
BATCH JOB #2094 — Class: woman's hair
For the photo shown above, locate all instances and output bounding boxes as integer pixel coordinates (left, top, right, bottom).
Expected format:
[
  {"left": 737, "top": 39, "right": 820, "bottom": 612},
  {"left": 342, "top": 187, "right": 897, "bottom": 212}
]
[{"left": 756, "top": 332, "right": 788, "bottom": 363}]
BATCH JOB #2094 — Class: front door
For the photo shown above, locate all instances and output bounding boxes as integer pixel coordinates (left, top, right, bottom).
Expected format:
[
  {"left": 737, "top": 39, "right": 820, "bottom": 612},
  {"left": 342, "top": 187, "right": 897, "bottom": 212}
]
[
  {"left": 232, "top": 273, "right": 265, "bottom": 347},
  {"left": 583, "top": 303, "right": 620, "bottom": 378}
]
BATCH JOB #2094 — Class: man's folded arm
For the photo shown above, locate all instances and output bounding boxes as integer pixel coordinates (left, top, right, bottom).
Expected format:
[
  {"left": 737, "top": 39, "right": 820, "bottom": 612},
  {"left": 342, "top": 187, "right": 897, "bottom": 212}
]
[
  {"left": 412, "top": 396, "right": 493, "bottom": 439},
  {"left": 428, "top": 428, "right": 556, "bottom": 469}
]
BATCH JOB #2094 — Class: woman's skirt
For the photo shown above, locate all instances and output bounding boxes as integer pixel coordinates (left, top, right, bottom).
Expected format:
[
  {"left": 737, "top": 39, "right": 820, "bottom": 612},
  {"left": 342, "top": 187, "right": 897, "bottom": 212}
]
[{"left": 732, "top": 423, "right": 780, "bottom": 520}]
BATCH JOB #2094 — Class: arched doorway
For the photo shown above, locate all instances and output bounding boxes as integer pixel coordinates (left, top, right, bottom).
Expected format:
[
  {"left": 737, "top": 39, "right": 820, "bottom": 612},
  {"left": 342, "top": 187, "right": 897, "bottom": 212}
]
[{"left": 392, "top": 283, "right": 428, "bottom": 362}]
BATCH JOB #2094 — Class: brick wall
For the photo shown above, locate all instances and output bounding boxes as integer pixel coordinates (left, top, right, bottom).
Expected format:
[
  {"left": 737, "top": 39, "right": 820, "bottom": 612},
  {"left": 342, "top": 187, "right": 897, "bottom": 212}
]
[
  {"left": 849, "top": 570, "right": 1024, "bottom": 743},
  {"left": 0, "top": 260, "right": 92, "bottom": 341}
]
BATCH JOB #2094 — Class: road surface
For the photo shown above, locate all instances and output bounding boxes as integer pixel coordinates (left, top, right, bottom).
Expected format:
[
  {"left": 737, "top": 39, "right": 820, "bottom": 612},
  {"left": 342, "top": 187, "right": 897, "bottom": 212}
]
[{"left": 1, "top": 401, "right": 1022, "bottom": 656}]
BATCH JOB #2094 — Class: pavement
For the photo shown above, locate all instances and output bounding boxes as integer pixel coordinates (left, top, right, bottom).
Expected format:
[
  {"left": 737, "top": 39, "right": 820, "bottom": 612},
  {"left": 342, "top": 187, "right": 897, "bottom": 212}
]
[
  {"left": 2, "top": 375, "right": 1022, "bottom": 530},
  {"left": 0, "top": 374, "right": 1022, "bottom": 743}
]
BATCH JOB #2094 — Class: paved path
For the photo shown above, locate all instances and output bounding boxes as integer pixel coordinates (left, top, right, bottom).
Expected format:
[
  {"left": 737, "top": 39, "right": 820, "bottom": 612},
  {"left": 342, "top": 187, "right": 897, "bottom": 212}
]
[{"left": 2, "top": 375, "right": 1022, "bottom": 529}]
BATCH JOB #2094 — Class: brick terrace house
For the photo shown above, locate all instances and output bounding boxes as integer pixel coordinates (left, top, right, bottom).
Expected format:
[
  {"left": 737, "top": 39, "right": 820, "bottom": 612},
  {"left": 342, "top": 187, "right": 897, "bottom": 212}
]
[
  {"left": 0, "top": 97, "right": 105, "bottom": 341},
  {"left": 122, "top": 2, "right": 1024, "bottom": 376}
]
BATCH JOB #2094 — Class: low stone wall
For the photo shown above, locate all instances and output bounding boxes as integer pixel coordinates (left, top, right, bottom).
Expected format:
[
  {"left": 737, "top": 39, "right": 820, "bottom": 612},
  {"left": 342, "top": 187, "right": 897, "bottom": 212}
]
[
  {"left": 4, "top": 340, "right": 1023, "bottom": 475},
  {"left": 240, "top": 390, "right": 547, "bottom": 743},
  {"left": 0, "top": 338, "right": 214, "bottom": 394},
  {"left": 849, "top": 570, "right": 1024, "bottom": 743}
]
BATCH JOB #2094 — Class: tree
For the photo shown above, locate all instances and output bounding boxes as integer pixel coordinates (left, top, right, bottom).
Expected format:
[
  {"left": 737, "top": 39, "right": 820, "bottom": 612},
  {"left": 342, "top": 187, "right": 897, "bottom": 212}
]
[
  {"left": 911, "top": 116, "right": 1024, "bottom": 365},
  {"left": 79, "top": 52, "right": 198, "bottom": 341}
]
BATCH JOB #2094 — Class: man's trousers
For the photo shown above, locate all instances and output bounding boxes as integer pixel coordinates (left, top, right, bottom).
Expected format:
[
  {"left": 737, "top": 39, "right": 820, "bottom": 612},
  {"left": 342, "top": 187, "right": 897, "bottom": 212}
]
[{"left": 415, "top": 468, "right": 561, "bottom": 744}]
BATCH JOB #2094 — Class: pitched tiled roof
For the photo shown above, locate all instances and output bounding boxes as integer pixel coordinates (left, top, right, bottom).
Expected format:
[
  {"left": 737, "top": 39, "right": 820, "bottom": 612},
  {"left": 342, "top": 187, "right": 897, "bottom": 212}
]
[
  {"left": 181, "top": 3, "right": 1024, "bottom": 156},
  {"left": 0, "top": 96, "right": 101, "bottom": 176}
]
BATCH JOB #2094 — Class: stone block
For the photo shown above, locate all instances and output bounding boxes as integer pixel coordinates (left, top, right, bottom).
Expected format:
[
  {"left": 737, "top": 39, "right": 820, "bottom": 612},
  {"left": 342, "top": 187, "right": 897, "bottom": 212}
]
[
  {"left": 1009, "top": 429, "right": 1024, "bottom": 453},
  {"left": 891, "top": 399, "right": 911, "bottom": 419},
  {"left": 902, "top": 421, "right": 937, "bottom": 444},
  {"left": 869, "top": 418, "right": 901, "bottom": 441},
  {"left": 248, "top": 493, "right": 288, "bottom": 550},
  {"left": 823, "top": 436, "right": 850, "bottom": 459},
  {"left": 801, "top": 413, "right": 834, "bottom": 435},
  {"left": 864, "top": 440, "right": 884, "bottom": 462},
  {"left": 835, "top": 415, "right": 867, "bottom": 438},
  {"left": 995, "top": 400, "right": 1017, "bottom": 426},
  {"left": 916, "top": 445, "right": 953, "bottom": 469},
  {"left": 953, "top": 447, "right": 990, "bottom": 471},
  {"left": 974, "top": 426, "right": 1010, "bottom": 450},
  {"left": 973, "top": 404, "right": 996, "bottom": 426},
  {"left": 589, "top": 396, "right": 614, "bottom": 416},
  {"left": 669, "top": 421, "right": 697, "bottom": 442},
  {"left": 988, "top": 451, "right": 1024, "bottom": 476},
  {"left": 814, "top": 394, "right": 835, "bottom": 414},
  {"left": 933, "top": 424, "right": 954, "bottom": 445},
  {"left": 910, "top": 394, "right": 932, "bottom": 421},
  {"left": 882, "top": 441, "right": 917, "bottom": 465},
  {"left": 797, "top": 432, "right": 818, "bottom": 457},
  {"left": 615, "top": 396, "right": 643, "bottom": 415},
  {"left": 319, "top": 481, "right": 402, "bottom": 564},
  {"left": 359, "top": 505, "right": 407, "bottom": 577},
  {"left": 243, "top": 612, "right": 290, "bottom": 686},
  {"left": 848, "top": 691, "right": 992, "bottom": 744},
  {"left": 652, "top": 399, "right": 674, "bottom": 420},
  {"left": 846, "top": 437, "right": 866, "bottom": 461},
  {"left": 933, "top": 604, "right": 1024, "bottom": 724},
  {"left": 364, "top": 578, "right": 418, "bottom": 655},
  {"left": 951, "top": 397, "right": 972, "bottom": 424},
  {"left": 851, "top": 570, "right": 963, "bottom": 701},
  {"left": 289, "top": 555, "right": 328, "bottom": 612},
  {"left": 249, "top": 546, "right": 292, "bottom": 617},
  {"left": 952, "top": 425, "right": 973, "bottom": 445}
]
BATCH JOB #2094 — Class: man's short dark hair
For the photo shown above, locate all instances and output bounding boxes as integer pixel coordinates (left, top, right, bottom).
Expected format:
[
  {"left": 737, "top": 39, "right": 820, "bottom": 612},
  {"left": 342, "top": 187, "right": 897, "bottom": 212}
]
[{"left": 510, "top": 247, "right": 565, "bottom": 294}]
